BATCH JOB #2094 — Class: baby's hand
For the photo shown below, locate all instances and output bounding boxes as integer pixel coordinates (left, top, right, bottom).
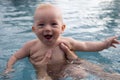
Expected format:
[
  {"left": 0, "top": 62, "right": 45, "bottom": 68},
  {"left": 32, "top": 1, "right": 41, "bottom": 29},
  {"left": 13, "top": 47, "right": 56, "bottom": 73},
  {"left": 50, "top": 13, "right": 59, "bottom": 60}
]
[
  {"left": 0, "top": 68, "right": 15, "bottom": 79},
  {"left": 104, "top": 36, "right": 120, "bottom": 48},
  {"left": 4, "top": 68, "right": 15, "bottom": 74}
]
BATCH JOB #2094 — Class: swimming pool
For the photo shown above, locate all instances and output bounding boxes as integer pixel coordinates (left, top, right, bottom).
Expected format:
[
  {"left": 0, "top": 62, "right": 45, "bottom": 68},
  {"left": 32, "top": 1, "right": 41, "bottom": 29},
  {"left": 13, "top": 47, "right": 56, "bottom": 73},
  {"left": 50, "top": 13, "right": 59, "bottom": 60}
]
[{"left": 0, "top": 0, "right": 120, "bottom": 80}]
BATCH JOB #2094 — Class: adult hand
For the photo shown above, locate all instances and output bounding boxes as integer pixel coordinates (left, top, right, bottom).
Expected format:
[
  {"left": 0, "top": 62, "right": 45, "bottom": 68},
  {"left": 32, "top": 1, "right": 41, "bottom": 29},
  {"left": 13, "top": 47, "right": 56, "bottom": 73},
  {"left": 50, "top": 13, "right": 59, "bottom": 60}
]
[
  {"left": 59, "top": 43, "right": 78, "bottom": 60},
  {"left": 31, "top": 49, "right": 52, "bottom": 67}
]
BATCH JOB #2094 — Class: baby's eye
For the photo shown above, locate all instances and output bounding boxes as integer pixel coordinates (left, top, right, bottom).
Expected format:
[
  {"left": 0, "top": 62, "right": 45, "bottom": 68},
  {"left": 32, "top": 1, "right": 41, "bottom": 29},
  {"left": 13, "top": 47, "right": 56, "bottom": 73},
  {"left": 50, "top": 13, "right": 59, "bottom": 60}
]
[
  {"left": 38, "top": 23, "right": 45, "bottom": 26},
  {"left": 51, "top": 23, "right": 58, "bottom": 26}
]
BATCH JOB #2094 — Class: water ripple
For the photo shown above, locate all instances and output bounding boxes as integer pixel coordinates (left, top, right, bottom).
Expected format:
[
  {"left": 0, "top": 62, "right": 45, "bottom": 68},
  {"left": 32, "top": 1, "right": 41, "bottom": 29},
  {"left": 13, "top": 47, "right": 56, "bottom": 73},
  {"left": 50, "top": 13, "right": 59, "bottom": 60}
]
[{"left": 0, "top": 0, "right": 120, "bottom": 80}]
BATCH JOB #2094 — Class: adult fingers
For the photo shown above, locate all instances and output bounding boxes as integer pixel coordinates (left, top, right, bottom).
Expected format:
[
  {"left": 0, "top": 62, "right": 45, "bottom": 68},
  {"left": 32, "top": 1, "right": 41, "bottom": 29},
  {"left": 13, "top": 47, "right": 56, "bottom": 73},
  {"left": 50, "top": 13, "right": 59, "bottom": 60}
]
[
  {"left": 60, "top": 43, "right": 70, "bottom": 53},
  {"left": 41, "top": 50, "right": 52, "bottom": 64},
  {"left": 60, "top": 43, "right": 78, "bottom": 60},
  {"left": 31, "top": 50, "right": 52, "bottom": 66}
]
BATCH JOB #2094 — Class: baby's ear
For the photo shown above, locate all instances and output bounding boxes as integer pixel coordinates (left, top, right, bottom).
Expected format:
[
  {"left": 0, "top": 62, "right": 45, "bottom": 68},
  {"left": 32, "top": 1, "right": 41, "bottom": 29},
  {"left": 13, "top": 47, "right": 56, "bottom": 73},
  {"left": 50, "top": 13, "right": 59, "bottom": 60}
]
[
  {"left": 61, "top": 24, "right": 66, "bottom": 33},
  {"left": 32, "top": 26, "right": 36, "bottom": 32}
]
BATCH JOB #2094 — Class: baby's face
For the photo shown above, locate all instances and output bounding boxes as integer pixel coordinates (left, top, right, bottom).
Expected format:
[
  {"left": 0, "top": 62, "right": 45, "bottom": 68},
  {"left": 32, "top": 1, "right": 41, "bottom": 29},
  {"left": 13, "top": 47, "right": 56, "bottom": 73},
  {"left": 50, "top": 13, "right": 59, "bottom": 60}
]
[{"left": 33, "top": 7, "right": 65, "bottom": 45}]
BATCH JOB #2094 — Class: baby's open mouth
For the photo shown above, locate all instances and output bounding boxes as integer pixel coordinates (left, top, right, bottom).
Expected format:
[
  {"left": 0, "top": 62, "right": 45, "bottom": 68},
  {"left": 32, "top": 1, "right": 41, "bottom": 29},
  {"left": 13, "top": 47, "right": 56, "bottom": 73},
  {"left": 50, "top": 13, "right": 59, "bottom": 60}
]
[{"left": 44, "top": 34, "right": 53, "bottom": 40}]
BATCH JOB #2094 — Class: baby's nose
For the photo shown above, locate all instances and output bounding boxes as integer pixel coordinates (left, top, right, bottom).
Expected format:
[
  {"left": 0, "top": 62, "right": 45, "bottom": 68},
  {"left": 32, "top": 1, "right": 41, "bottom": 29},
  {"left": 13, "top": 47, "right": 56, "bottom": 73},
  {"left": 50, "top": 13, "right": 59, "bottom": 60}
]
[{"left": 44, "top": 25, "right": 52, "bottom": 32}]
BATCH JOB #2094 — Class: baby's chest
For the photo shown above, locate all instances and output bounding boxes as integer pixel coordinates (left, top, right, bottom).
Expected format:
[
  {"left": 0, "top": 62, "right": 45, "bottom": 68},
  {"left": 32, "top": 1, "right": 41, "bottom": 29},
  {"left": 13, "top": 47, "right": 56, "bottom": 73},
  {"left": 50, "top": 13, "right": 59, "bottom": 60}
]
[
  {"left": 48, "top": 47, "right": 66, "bottom": 64},
  {"left": 30, "top": 46, "right": 66, "bottom": 64}
]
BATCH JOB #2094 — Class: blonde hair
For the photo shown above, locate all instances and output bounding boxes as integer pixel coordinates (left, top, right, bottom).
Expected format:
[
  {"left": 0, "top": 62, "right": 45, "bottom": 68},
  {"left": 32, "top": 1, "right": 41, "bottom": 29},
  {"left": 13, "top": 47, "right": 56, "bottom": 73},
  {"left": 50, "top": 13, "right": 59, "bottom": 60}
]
[
  {"left": 36, "top": 3, "right": 55, "bottom": 10},
  {"left": 34, "top": 3, "right": 64, "bottom": 24}
]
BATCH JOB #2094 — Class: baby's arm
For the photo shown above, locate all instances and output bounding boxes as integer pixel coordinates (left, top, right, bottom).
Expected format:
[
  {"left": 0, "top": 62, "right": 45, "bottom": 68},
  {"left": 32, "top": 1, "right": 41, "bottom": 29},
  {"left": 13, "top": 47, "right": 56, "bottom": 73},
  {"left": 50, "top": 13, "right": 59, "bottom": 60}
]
[
  {"left": 5, "top": 54, "right": 18, "bottom": 74},
  {"left": 5, "top": 41, "right": 31, "bottom": 74},
  {"left": 70, "top": 36, "right": 120, "bottom": 51}
]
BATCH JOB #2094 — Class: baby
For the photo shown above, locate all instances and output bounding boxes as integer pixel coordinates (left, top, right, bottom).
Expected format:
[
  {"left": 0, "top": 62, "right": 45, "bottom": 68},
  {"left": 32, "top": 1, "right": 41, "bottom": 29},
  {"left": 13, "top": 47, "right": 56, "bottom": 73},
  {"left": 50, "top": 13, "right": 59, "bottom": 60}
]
[{"left": 5, "top": 3, "right": 120, "bottom": 80}]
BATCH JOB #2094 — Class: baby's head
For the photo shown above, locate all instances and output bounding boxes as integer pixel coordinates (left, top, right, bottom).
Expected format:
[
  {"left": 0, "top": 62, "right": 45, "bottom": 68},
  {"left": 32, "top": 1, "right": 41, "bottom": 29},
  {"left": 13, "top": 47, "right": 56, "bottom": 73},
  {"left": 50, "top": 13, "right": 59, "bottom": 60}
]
[
  {"left": 32, "top": 3, "right": 66, "bottom": 45},
  {"left": 34, "top": 3, "right": 63, "bottom": 23}
]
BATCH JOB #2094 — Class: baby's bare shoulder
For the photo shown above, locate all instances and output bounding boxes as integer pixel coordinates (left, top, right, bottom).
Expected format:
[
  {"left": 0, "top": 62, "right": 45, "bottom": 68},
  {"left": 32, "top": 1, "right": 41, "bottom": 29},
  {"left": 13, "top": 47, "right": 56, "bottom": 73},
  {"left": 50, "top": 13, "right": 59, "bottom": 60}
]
[
  {"left": 28, "top": 39, "right": 38, "bottom": 44},
  {"left": 23, "top": 39, "right": 38, "bottom": 48},
  {"left": 61, "top": 37, "right": 75, "bottom": 44},
  {"left": 62, "top": 37, "right": 74, "bottom": 41}
]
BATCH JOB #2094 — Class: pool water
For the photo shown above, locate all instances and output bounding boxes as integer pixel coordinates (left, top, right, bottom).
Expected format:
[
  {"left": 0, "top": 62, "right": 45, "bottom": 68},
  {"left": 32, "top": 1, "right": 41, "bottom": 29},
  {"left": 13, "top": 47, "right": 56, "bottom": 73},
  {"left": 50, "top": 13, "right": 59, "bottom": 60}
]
[{"left": 0, "top": 0, "right": 120, "bottom": 80}]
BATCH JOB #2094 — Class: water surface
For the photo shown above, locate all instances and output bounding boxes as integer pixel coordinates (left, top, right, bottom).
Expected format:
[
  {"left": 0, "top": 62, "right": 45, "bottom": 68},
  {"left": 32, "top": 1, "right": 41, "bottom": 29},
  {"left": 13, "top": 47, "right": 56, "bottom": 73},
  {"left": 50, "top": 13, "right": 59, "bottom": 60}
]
[{"left": 0, "top": 0, "right": 120, "bottom": 80}]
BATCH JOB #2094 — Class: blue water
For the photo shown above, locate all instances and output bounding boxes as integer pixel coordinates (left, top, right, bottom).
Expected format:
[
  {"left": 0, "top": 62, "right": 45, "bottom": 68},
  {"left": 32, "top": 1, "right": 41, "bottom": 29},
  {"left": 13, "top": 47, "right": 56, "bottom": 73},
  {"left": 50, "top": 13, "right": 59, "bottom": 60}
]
[{"left": 0, "top": 0, "right": 120, "bottom": 80}]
